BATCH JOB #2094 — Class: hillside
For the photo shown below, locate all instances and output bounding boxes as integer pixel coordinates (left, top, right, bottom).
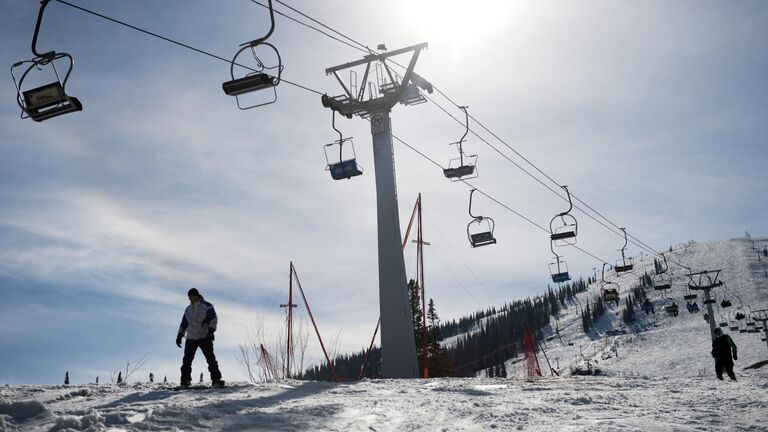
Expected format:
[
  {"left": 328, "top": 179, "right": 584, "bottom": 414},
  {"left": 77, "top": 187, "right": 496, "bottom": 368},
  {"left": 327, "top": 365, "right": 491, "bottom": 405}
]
[{"left": 504, "top": 238, "right": 768, "bottom": 378}]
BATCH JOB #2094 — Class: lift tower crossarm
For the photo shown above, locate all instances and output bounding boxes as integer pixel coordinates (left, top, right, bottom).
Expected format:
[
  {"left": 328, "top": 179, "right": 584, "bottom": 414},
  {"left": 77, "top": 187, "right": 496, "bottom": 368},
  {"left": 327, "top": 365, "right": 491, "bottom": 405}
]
[{"left": 325, "top": 43, "right": 428, "bottom": 74}]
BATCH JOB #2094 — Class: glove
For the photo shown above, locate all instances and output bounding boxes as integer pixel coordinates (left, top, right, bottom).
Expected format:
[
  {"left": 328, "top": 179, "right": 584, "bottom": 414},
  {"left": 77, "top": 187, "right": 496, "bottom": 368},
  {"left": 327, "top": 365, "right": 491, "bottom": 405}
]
[
  {"left": 176, "top": 334, "right": 183, "bottom": 348},
  {"left": 733, "top": 352, "right": 737, "bottom": 361},
  {"left": 207, "top": 328, "right": 215, "bottom": 341}
]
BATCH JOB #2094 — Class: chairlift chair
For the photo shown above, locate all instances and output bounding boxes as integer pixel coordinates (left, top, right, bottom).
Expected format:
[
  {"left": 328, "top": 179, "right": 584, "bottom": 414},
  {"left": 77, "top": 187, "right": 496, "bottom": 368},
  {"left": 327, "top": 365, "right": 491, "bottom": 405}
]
[
  {"left": 653, "top": 273, "right": 672, "bottom": 292},
  {"left": 549, "top": 186, "right": 578, "bottom": 247},
  {"left": 718, "top": 314, "right": 728, "bottom": 328},
  {"left": 602, "top": 287, "right": 620, "bottom": 305},
  {"left": 549, "top": 246, "right": 570, "bottom": 284},
  {"left": 323, "top": 111, "right": 362, "bottom": 180},
  {"left": 600, "top": 263, "right": 620, "bottom": 305},
  {"left": 222, "top": 0, "right": 282, "bottom": 109},
  {"left": 746, "top": 308, "right": 756, "bottom": 328},
  {"left": 720, "top": 283, "right": 732, "bottom": 308},
  {"left": 11, "top": 0, "right": 82, "bottom": 122},
  {"left": 728, "top": 321, "right": 739, "bottom": 332},
  {"left": 443, "top": 106, "right": 478, "bottom": 181},
  {"left": 614, "top": 228, "right": 634, "bottom": 273},
  {"left": 683, "top": 286, "right": 698, "bottom": 301},
  {"left": 467, "top": 189, "right": 496, "bottom": 248},
  {"left": 665, "top": 303, "right": 679, "bottom": 317},
  {"left": 734, "top": 296, "right": 746, "bottom": 320},
  {"left": 655, "top": 253, "right": 670, "bottom": 275}
]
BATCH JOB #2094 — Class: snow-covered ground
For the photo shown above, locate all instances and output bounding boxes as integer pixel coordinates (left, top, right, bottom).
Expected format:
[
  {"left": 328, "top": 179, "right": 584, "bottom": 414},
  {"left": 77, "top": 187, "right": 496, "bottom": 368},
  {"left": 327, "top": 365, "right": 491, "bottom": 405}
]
[
  {"left": 2, "top": 375, "right": 767, "bottom": 431},
  {"left": 2, "top": 239, "right": 767, "bottom": 431}
]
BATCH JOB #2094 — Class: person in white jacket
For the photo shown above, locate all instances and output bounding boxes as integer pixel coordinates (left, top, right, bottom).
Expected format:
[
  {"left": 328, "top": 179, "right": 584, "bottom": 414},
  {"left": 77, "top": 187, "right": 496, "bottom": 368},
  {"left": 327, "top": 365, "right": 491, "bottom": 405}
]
[{"left": 176, "top": 288, "right": 223, "bottom": 387}]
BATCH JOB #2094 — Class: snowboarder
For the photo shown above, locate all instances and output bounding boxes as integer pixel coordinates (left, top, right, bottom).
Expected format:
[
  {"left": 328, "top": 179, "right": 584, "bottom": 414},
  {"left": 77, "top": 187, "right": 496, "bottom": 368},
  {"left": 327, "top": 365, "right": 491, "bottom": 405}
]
[
  {"left": 176, "top": 288, "right": 224, "bottom": 388},
  {"left": 711, "top": 328, "right": 737, "bottom": 381}
]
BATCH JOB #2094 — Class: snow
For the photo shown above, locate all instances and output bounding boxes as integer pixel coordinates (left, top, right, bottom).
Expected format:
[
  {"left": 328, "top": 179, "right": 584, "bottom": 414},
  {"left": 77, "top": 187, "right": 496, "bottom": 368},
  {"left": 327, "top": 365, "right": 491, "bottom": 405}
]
[
  {"left": 0, "top": 377, "right": 766, "bottom": 431},
  {"left": 1, "top": 239, "right": 767, "bottom": 431}
]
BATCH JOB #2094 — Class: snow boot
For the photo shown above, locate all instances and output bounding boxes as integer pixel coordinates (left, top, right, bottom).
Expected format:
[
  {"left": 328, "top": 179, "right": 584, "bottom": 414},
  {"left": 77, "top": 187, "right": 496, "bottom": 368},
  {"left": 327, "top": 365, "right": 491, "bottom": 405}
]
[
  {"left": 212, "top": 380, "right": 225, "bottom": 388},
  {"left": 180, "top": 382, "right": 191, "bottom": 389}
]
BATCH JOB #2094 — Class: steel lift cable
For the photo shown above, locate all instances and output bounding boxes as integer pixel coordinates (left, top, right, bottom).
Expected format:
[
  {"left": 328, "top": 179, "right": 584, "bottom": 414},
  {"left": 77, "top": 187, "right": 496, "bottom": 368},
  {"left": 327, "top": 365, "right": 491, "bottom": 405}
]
[
  {"left": 51, "top": 0, "right": 324, "bottom": 96},
  {"left": 50, "top": 0, "right": 621, "bottom": 275}
]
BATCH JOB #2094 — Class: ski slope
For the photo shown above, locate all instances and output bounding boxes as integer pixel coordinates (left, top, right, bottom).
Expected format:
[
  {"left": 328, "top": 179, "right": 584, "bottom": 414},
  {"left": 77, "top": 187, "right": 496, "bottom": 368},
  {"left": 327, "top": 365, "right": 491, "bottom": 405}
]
[
  {"left": 1, "top": 239, "right": 767, "bottom": 431},
  {"left": 522, "top": 238, "right": 768, "bottom": 380}
]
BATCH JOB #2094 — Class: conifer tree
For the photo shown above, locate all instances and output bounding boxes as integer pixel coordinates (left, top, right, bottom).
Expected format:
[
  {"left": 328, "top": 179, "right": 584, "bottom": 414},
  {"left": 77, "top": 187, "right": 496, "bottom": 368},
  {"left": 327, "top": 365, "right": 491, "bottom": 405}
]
[
  {"left": 117, "top": 372, "right": 123, "bottom": 383},
  {"left": 64, "top": 371, "right": 69, "bottom": 385},
  {"left": 408, "top": 279, "right": 427, "bottom": 372}
]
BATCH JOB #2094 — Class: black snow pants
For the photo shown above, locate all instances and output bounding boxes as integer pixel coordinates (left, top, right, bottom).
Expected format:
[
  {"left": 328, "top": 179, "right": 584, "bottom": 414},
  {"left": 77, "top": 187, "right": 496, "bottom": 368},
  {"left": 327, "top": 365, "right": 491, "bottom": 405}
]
[
  {"left": 715, "top": 358, "right": 735, "bottom": 380},
  {"left": 181, "top": 338, "right": 222, "bottom": 384}
]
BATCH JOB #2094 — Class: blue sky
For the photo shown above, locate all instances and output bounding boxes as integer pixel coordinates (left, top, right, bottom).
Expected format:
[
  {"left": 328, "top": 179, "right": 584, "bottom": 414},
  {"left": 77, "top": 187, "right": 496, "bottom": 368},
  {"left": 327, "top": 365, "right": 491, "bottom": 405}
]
[{"left": 1, "top": 0, "right": 767, "bottom": 384}]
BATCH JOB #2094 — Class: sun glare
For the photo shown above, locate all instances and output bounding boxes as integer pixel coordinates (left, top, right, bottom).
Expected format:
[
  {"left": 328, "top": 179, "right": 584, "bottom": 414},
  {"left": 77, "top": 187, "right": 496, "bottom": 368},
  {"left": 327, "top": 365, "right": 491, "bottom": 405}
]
[{"left": 408, "top": 0, "right": 513, "bottom": 45}]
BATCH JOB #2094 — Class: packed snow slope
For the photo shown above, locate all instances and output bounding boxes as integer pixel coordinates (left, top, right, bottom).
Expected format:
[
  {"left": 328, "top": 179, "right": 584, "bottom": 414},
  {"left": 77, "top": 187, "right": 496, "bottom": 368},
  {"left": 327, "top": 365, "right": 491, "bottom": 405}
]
[{"left": 1, "top": 239, "right": 767, "bottom": 431}]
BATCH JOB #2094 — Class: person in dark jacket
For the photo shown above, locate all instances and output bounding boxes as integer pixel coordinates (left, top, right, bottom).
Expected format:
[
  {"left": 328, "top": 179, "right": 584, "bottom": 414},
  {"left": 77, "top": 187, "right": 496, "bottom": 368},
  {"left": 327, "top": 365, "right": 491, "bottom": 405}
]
[
  {"left": 176, "top": 288, "right": 224, "bottom": 388},
  {"left": 711, "top": 328, "right": 737, "bottom": 381}
]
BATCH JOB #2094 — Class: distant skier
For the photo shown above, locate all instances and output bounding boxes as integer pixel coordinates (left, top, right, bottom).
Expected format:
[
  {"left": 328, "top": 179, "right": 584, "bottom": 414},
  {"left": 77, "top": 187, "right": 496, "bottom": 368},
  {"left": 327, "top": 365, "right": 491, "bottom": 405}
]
[
  {"left": 711, "top": 328, "right": 737, "bottom": 381},
  {"left": 176, "top": 288, "right": 224, "bottom": 388}
]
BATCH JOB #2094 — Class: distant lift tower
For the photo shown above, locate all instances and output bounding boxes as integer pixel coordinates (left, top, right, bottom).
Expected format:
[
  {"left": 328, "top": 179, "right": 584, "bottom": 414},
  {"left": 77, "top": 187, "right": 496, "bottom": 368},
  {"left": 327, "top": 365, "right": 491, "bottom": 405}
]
[{"left": 322, "top": 43, "right": 433, "bottom": 378}]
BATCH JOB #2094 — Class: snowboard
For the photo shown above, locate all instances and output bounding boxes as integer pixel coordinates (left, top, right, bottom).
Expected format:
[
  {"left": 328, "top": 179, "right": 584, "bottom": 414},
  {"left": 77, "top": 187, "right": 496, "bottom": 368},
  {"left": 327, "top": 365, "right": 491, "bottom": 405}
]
[{"left": 168, "top": 381, "right": 225, "bottom": 391}]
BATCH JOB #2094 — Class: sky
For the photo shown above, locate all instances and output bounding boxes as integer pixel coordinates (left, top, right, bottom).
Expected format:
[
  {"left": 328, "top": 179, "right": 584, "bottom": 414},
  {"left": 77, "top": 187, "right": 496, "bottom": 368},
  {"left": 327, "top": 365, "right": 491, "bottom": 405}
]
[{"left": 1, "top": 0, "right": 767, "bottom": 384}]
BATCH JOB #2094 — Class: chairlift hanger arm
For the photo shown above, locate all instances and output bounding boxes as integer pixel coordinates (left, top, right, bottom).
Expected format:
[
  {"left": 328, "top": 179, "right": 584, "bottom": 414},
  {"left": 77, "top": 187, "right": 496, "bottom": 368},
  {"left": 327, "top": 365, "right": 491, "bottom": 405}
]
[
  {"left": 331, "top": 110, "right": 343, "bottom": 145},
  {"left": 31, "top": 0, "right": 55, "bottom": 58},
  {"left": 240, "top": 0, "right": 276, "bottom": 47},
  {"left": 557, "top": 185, "right": 573, "bottom": 217},
  {"left": 468, "top": 188, "right": 482, "bottom": 220},
  {"left": 457, "top": 106, "right": 469, "bottom": 159},
  {"left": 619, "top": 228, "right": 629, "bottom": 251}
]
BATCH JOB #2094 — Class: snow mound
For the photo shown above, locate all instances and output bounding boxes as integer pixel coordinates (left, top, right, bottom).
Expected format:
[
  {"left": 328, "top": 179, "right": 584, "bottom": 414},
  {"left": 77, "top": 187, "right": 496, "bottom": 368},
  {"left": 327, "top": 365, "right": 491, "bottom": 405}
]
[{"left": 0, "top": 399, "right": 51, "bottom": 424}]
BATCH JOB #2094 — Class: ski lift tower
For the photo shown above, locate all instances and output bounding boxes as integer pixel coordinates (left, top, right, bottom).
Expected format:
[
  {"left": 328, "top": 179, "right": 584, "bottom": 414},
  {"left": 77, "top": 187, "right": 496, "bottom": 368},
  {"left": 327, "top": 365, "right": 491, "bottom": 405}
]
[
  {"left": 688, "top": 270, "right": 724, "bottom": 341},
  {"left": 321, "top": 43, "right": 432, "bottom": 378}
]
